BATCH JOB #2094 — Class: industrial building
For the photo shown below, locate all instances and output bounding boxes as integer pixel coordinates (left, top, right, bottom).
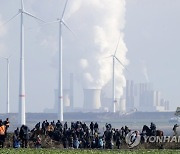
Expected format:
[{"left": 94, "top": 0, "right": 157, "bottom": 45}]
[{"left": 125, "top": 80, "right": 170, "bottom": 112}]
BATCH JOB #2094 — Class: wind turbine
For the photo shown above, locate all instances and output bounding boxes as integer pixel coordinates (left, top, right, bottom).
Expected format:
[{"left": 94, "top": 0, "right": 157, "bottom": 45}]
[
  {"left": 43, "top": 0, "right": 73, "bottom": 121},
  {"left": 110, "top": 37, "right": 128, "bottom": 113},
  {"left": 0, "top": 56, "right": 10, "bottom": 113},
  {"left": 1, "top": 0, "right": 45, "bottom": 125},
  {"left": 58, "top": 0, "right": 74, "bottom": 121}
]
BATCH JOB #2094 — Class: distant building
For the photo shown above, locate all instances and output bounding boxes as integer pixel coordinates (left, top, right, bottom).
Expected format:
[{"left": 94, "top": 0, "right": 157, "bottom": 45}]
[
  {"left": 160, "top": 99, "right": 170, "bottom": 111},
  {"left": 126, "top": 80, "right": 135, "bottom": 112},
  {"left": 125, "top": 80, "right": 170, "bottom": 112},
  {"left": 119, "top": 98, "right": 126, "bottom": 113}
]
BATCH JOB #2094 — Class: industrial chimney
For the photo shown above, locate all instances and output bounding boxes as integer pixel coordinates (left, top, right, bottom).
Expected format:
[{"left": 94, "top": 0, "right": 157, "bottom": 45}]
[{"left": 83, "top": 89, "right": 101, "bottom": 111}]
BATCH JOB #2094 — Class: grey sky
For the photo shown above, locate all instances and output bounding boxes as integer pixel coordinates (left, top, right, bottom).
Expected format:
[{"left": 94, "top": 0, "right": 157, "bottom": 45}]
[
  {"left": 0, "top": 0, "right": 179, "bottom": 113},
  {"left": 124, "top": 0, "right": 180, "bottom": 111}
]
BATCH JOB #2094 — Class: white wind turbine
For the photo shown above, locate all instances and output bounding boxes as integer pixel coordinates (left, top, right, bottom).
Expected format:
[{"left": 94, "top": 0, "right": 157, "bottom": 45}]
[
  {"left": 0, "top": 56, "right": 10, "bottom": 113},
  {"left": 110, "top": 38, "right": 127, "bottom": 113},
  {"left": 57, "top": 0, "right": 73, "bottom": 121},
  {"left": 43, "top": 0, "right": 73, "bottom": 121},
  {"left": 26, "top": 0, "right": 74, "bottom": 121},
  {"left": 1, "top": 0, "right": 45, "bottom": 125}
]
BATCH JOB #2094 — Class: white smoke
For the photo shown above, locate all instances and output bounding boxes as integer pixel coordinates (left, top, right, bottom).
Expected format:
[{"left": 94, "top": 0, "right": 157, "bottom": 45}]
[
  {"left": 63, "top": 0, "right": 128, "bottom": 98},
  {"left": 40, "top": 36, "right": 58, "bottom": 55},
  {"left": 34, "top": 0, "right": 129, "bottom": 100},
  {"left": 143, "top": 66, "right": 149, "bottom": 82},
  {"left": 142, "top": 61, "right": 150, "bottom": 82}
]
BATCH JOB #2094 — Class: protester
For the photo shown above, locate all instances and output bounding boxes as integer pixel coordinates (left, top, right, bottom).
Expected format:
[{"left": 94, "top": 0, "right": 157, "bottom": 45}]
[
  {"left": 73, "top": 136, "right": 80, "bottom": 149},
  {"left": 19, "top": 125, "right": 30, "bottom": 148},
  {"left": 13, "top": 128, "right": 20, "bottom": 148},
  {"left": 150, "top": 122, "right": 156, "bottom": 136},
  {"left": 34, "top": 135, "right": 41, "bottom": 148},
  {"left": 173, "top": 124, "right": 179, "bottom": 136},
  {"left": 0, "top": 119, "right": 6, "bottom": 148}
]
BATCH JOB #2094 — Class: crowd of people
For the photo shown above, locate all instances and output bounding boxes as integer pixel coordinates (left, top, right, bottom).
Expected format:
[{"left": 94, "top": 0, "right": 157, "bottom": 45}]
[
  {"left": 0, "top": 118, "right": 179, "bottom": 149},
  {"left": 12, "top": 120, "right": 133, "bottom": 149}
]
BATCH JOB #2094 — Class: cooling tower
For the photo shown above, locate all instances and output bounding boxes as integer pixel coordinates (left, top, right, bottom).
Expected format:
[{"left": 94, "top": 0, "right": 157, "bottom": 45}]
[
  {"left": 54, "top": 89, "right": 70, "bottom": 111},
  {"left": 119, "top": 98, "right": 126, "bottom": 113},
  {"left": 83, "top": 89, "right": 101, "bottom": 111},
  {"left": 63, "top": 89, "right": 70, "bottom": 107}
]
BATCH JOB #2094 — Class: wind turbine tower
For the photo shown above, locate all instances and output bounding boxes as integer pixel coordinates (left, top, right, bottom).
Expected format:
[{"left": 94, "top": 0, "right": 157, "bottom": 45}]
[
  {"left": 39, "top": 0, "right": 72, "bottom": 121},
  {"left": 0, "top": 56, "right": 10, "bottom": 113},
  {"left": 19, "top": 0, "right": 26, "bottom": 125},
  {"left": 111, "top": 38, "right": 127, "bottom": 113},
  {"left": 58, "top": 0, "right": 71, "bottom": 121},
  {"left": 20, "top": 0, "right": 46, "bottom": 125},
  {"left": 18, "top": 0, "right": 45, "bottom": 125}
]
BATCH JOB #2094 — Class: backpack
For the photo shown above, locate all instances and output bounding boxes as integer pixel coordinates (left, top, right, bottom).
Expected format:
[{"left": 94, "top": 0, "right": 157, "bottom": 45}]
[{"left": 0, "top": 125, "right": 5, "bottom": 135}]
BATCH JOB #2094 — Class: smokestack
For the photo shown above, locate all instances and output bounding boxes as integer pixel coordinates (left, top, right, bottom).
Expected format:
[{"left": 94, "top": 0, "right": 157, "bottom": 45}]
[{"left": 83, "top": 89, "right": 101, "bottom": 111}]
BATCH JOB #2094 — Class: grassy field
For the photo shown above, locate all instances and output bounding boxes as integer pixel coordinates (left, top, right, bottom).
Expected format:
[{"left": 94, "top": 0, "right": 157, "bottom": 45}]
[{"left": 0, "top": 149, "right": 180, "bottom": 154}]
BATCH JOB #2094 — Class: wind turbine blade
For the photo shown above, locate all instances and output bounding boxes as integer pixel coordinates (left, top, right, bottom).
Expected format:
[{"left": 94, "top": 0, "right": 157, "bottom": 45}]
[
  {"left": 21, "top": 0, "right": 24, "bottom": 10},
  {"left": 0, "top": 12, "right": 20, "bottom": 27},
  {"left": 23, "top": 11, "right": 45, "bottom": 23},
  {"left": 43, "top": 20, "right": 59, "bottom": 25},
  {"left": 62, "top": 20, "right": 77, "bottom": 37},
  {"left": 103, "top": 55, "right": 113, "bottom": 59},
  {"left": 114, "top": 56, "right": 128, "bottom": 71},
  {"left": 39, "top": 20, "right": 59, "bottom": 27},
  {"left": 27, "top": 20, "right": 59, "bottom": 30},
  {"left": 61, "top": 0, "right": 69, "bottom": 19},
  {"left": 0, "top": 56, "right": 8, "bottom": 60},
  {"left": 114, "top": 36, "right": 121, "bottom": 56}
]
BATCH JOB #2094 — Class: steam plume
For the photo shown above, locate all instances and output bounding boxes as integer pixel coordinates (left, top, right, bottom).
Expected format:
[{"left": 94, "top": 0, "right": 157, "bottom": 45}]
[
  {"left": 142, "top": 61, "right": 149, "bottom": 82},
  {"left": 63, "top": 0, "right": 128, "bottom": 99}
]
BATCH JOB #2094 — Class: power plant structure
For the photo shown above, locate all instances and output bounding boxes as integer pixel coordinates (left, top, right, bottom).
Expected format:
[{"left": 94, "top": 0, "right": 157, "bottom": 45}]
[
  {"left": 54, "top": 89, "right": 72, "bottom": 112},
  {"left": 63, "top": 89, "right": 71, "bottom": 108},
  {"left": 126, "top": 80, "right": 135, "bottom": 112},
  {"left": 119, "top": 98, "right": 126, "bottom": 113},
  {"left": 125, "top": 80, "right": 170, "bottom": 112},
  {"left": 83, "top": 89, "right": 101, "bottom": 111},
  {"left": 47, "top": 78, "right": 170, "bottom": 114}
]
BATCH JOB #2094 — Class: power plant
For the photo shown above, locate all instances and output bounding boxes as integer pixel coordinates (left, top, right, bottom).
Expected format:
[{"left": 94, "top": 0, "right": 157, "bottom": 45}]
[
  {"left": 46, "top": 78, "right": 170, "bottom": 115},
  {"left": 125, "top": 80, "right": 170, "bottom": 112}
]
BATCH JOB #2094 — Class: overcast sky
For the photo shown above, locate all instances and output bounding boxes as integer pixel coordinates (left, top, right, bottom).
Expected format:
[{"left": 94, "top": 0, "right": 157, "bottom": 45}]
[
  {"left": 0, "top": 0, "right": 179, "bottom": 113},
  {"left": 124, "top": 0, "right": 180, "bottom": 111}
]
